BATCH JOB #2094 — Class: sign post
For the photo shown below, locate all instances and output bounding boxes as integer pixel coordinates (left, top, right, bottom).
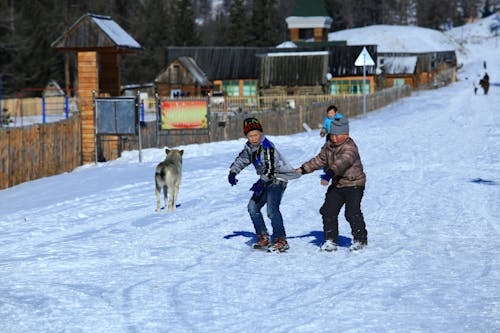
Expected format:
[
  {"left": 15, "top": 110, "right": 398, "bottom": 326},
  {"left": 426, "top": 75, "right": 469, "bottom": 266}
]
[{"left": 355, "top": 47, "right": 375, "bottom": 116}]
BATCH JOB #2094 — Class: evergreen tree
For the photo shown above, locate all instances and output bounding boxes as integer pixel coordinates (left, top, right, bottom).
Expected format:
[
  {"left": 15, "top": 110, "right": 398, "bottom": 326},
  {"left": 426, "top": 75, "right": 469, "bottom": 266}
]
[
  {"left": 250, "top": 0, "right": 282, "bottom": 46},
  {"left": 227, "top": 0, "right": 251, "bottom": 45},
  {"left": 170, "top": 0, "right": 201, "bottom": 46},
  {"left": 481, "top": 0, "right": 494, "bottom": 17}
]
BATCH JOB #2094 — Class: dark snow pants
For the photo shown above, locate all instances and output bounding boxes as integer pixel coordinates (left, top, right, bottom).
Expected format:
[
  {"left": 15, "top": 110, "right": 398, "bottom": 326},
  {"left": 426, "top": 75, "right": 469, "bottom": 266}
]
[{"left": 319, "top": 185, "right": 368, "bottom": 244}]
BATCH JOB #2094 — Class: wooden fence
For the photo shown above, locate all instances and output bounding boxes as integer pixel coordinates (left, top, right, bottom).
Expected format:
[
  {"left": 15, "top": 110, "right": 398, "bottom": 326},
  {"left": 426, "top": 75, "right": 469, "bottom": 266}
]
[
  {"left": 0, "top": 116, "right": 81, "bottom": 189},
  {"left": 1, "top": 85, "right": 411, "bottom": 189},
  {"left": 120, "top": 85, "right": 412, "bottom": 151}
]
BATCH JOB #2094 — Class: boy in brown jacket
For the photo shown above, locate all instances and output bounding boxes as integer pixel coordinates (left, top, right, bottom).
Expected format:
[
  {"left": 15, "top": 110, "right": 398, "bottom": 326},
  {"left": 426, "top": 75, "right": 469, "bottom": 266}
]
[{"left": 296, "top": 116, "right": 368, "bottom": 252}]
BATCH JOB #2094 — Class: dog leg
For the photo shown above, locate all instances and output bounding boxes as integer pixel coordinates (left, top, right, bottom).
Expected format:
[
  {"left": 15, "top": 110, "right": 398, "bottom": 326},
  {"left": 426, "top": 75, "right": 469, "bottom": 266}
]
[
  {"left": 163, "top": 185, "right": 169, "bottom": 211},
  {"left": 155, "top": 185, "right": 161, "bottom": 212},
  {"left": 173, "top": 183, "right": 180, "bottom": 210},
  {"left": 168, "top": 185, "right": 176, "bottom": 212}
]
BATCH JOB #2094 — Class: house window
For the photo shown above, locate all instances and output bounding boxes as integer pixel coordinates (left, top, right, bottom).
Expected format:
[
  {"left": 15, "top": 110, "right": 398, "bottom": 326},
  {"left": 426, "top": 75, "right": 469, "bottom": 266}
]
[
  {"left": 299, "top": 28, "right": 314, "bottom": 40},
  {"left": 222, "top": 80, "right": 240, "bottom": 96},
  {"left": 172, "top": 65, "right": 179, "bottom": 83},
  {"left": 330, "top": 79, "right": 370, "bottom": 95},
  {"left": 393, "top": 79, "right": 405, "bottom": 87},
  {"left": 243, "top": 80, "right": 257, "bottom": 96}
]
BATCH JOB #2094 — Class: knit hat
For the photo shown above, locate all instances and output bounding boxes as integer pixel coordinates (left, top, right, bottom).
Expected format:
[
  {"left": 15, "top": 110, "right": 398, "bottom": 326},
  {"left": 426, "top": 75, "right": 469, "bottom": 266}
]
[
  {"left": 330, "top": 116, "right": 349, "bottom": 135},
  {"left": 243, "top": 117, "right": 263, "bottom": 135}
]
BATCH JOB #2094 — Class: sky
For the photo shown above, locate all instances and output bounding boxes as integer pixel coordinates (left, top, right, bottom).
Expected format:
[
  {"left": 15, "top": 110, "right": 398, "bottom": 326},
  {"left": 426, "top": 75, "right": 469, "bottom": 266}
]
[{"left": 0, "top": 16, "right": 499, "bottom": 333}]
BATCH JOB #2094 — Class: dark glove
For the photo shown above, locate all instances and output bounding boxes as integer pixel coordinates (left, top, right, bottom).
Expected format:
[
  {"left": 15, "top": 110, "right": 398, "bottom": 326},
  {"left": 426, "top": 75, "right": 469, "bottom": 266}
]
[
  {"left": 320, "top": 173, "right": 332, "bottom": 182},
  {"left": 249, "top": 179, "right": 266, "bottom": 196},
  {"left": 228, "top": 172, "right": 238, "bottom": 186}
]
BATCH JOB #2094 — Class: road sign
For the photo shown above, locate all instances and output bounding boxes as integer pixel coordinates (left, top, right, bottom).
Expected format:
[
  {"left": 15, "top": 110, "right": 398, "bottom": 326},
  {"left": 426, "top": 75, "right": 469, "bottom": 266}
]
[{"left": 355, "top": 47, "right": 375, "bottom": 66}]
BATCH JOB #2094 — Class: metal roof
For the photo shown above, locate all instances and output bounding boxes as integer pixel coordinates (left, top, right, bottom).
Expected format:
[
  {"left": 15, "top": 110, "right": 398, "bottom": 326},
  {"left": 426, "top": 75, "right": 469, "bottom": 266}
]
[{"left": 51, "top": 13, "right": 142, "bottom": 52}]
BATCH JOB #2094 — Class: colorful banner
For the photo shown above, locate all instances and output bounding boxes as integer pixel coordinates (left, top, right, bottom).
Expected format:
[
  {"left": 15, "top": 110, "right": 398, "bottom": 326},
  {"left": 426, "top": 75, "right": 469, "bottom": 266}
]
[{"left": 161, "top": 99, "right": 208, "bottom": 130}]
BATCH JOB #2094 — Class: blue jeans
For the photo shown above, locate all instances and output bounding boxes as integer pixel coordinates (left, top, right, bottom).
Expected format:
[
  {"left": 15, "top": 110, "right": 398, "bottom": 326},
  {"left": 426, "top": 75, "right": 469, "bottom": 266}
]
[{"left": 247, "top": 182, "right": 287, "bottom": 239}]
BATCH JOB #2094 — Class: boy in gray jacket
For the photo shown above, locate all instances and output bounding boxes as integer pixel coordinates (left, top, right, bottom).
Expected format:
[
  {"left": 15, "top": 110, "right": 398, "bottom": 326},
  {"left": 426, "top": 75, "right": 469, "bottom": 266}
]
[{"left": 228, "top": 118, "right": 299, "bottom": 252}]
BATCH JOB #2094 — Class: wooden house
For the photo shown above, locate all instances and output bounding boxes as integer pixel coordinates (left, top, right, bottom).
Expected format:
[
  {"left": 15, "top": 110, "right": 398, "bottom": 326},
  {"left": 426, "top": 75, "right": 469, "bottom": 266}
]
[
  {"left": 161, "top": 44, "right": 377, "bottom": 98},
  {"left": 162, "top": 47, "right": 271, "bottom": 98},
  {"left": 328, "top": 25, "right": 458, "bottom": 90},
  {"left": 155, "top": 56, "right": 212, "bottom": 98},
  {"left": 377, "top": 51, "right": 457, "bottom": 89}
]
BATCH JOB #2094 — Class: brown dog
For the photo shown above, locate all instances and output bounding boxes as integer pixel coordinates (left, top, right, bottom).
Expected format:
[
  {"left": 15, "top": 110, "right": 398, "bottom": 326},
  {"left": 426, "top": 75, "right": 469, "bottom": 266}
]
[{"left": 155, "top": 149, "right": 183, "bottom": 212}]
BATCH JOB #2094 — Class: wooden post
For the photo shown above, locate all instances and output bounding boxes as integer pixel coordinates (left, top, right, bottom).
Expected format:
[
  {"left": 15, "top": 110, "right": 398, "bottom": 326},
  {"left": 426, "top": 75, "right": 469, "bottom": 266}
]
[{"left": 77, "top": 51, "right": 98, "bottom": 164}]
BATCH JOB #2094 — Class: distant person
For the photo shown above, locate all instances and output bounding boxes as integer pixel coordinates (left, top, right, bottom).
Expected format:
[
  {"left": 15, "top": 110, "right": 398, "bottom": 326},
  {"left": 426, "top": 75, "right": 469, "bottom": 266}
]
[
  {"left": 228, "top": 118, "right": 300, "bottom": 252},
  {"left": 296, "top": 116, "right": 368, "bottom": 252},
  {"left": 320, "top": 105, "right": 342, "bottom": 142},
  {"left": 479, "top": 72, "right": 490, "bottom": 95},
  {"left": 473, "top": 82, "right": 478, "bottom": 95}
]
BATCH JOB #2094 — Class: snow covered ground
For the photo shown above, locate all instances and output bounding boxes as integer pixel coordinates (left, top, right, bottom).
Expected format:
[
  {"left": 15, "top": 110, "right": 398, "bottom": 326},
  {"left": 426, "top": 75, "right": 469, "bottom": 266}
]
[{"left": 1, "top": 18, "right": 499, "bottom": 333}]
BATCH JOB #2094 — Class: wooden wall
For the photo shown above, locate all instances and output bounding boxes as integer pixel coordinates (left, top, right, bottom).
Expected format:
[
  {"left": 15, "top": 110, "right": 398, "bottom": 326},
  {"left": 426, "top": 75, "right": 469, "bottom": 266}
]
[
  {"left": 78, "top": 51, "right": 99, "bottom": 164},
  {"left": 0, "top": 116, "right": 81, "bottom": 189}
]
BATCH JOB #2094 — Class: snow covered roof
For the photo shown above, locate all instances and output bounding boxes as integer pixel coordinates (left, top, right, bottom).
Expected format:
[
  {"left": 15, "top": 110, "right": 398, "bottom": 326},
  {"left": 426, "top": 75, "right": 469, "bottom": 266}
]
[
  {"left": 381, "top": 56, "right": 417, "bottom": 74},
  {"left": 276, "top": 41, "right": 298, "bottom": 48},
  {"left": 91, "top": 15, "right": 141, "bottom": 49},
  {"left": 51, "top": 13, "right": 142, "bottom": 52},
  {"left": 176, "top": 57, "right": 212, "bottom": 86},
  {"left": 328, "top": 25, "right": 457, "bottom": 53}
]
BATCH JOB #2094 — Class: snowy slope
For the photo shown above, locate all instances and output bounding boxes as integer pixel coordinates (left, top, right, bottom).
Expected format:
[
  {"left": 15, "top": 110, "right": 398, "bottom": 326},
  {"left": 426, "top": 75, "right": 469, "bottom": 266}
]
[
  {"left": 1, "top": 18, "right": 499, "bottom": 332},
  {"left": 328, "top": 24, "right": 457, "bottom": 52}
]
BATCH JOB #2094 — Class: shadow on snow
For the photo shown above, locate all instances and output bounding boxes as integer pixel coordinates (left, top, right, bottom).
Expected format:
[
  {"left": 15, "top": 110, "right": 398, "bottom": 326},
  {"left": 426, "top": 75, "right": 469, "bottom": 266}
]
[{"left": 224, "top": 230, "right": 352, "bottom": 248}]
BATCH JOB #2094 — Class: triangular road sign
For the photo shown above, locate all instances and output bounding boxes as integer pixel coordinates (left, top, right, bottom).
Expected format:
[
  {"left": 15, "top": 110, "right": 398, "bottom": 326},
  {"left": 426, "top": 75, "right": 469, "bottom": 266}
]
[{"left": 355, "top": 47, "right": 375, "bottom": 66}]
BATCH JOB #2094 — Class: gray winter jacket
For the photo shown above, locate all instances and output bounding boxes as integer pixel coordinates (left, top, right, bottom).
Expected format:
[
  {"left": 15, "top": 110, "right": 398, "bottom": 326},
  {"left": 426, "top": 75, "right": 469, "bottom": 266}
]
[{"left": 230, "top": 135, "right": 299, "bottom": 182}]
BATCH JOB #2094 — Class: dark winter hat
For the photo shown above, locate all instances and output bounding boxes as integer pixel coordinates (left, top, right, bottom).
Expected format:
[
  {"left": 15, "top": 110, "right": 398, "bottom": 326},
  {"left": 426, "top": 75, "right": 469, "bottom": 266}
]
[
  {"left": 243, "top": 117, "right": 263, "bottom": 135},
  {"left": 330, "top": 116, "right": 349, "bottom": 135}
]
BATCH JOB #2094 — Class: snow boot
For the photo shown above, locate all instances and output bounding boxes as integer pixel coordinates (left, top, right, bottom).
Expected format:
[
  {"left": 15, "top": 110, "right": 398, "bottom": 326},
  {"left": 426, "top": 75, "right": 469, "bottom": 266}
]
[
  {"left": 252, "top": 234, "right": 270, "bottom": 249},
  {"left": 320, "top": 239, "right": 338, "bottom": 252},
  {"left": 269, "top": 237, "right": 289, "bottom": 252},
  {"left": 349, "top": 240, "right": 367, "bottom": 252}
]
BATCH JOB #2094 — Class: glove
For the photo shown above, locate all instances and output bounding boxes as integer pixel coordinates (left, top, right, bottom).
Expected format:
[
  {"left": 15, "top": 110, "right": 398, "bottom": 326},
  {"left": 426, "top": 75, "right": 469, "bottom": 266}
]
[
  {"left": 249, "top": 179, "right": 266, "bottom": 196},
  {"left": 334, "top": 113, "right": 343, "bottom": 120},
  {"left": 228, "top": 172, "right": 238, "bottom": 186},
  {"left": 320, "top": 173, "right": 332, "bottom": 182}
]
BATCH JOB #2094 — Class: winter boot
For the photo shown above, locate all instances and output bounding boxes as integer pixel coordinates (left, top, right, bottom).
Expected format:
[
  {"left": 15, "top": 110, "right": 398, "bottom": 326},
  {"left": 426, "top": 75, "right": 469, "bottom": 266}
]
[
  {"left": 252, "top": 234, "right": 270, "bottom": 249},
  {"left": 270, "top": 237, "right": 289, "bottom": 252},
  {"left": 320, "top": 239, "right": 338, "bottom": 252},
  {"left": 349, "top": 240, "right": 367, "bottom": 252}
]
